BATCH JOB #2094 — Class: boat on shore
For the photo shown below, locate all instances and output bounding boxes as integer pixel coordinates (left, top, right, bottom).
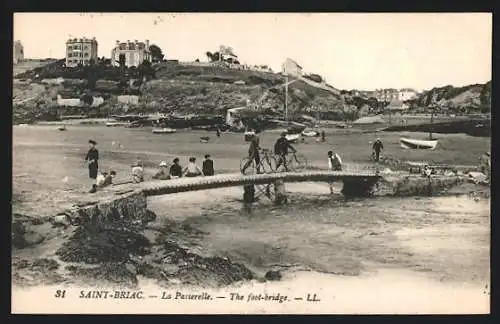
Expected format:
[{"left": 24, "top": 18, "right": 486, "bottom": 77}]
[
  {"left": 152, "top": 127, "right": 176, "bottom": 134},
  {"left": 400, "top": 137, "right": 439, "bottom": 150},
  {"left": 285, "top": 133, "right": 301, "bottom": 143},
  {"left": 106, "top": 121, "right": 129, "bottom": 127}
]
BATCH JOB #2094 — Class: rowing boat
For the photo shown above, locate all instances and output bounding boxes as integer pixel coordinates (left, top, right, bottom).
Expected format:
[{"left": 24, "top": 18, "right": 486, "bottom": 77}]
[{"left": 400, "top": 137, "right": 438, "bottom": 150}]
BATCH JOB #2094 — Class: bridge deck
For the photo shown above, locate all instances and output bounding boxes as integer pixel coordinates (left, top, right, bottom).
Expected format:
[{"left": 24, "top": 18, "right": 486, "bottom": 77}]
[{"left": 109, "top": 170, "right": 380, "bottom": 197}]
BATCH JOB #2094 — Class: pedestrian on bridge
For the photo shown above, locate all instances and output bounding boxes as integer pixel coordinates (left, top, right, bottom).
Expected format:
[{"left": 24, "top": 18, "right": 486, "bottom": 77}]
[
  {"left": 241, "top": 129, "right": 261, "bottom": 174},
  {"left": 274, "top": 132, "right": 296, "bottom": 172}
]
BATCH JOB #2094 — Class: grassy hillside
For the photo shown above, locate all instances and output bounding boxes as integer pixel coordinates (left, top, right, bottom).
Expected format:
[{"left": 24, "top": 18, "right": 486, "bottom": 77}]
[
  {"left": 12, "top": 61, "right": 347, "bottom": 123},
  {"left": 407, "top": 82, "right": 491, "bottom": 113}
]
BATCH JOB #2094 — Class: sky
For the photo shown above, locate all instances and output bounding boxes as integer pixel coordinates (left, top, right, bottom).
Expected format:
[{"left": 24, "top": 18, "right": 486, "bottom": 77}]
[{"left": 14, "top": 13, "right": 491, "bottom": 91}]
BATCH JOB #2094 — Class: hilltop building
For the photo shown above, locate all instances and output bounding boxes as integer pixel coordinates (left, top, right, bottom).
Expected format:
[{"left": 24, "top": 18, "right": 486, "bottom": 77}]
[
  {"left": 282, "top": 58, "right": 303, "bottom": 77},
  {"left": 65, "top": 37, "right": 98, "bottom": 67},
  {"left": 111, "top": 40, "right": 152, "bottom": 68},
  {"left": 375, "top": 88, "right": 418, "bottom": 102},
  {"left": 13, "top": 40, "right": 24, "bottom": 64}
]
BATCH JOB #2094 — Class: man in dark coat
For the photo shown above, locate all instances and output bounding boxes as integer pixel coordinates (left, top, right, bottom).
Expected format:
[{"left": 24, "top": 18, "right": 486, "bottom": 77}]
[
  {"left": 85, "top": 139, "right": 99, "bottom": 193},
  {"left": 202, "top": 154, "right": 215, "bottom": 176},
  {"left": 274, "top": 132, "right": 296, "bottom": 171},
  {"left": 372, "top": 138, "right": 384, "bottom": 162}
]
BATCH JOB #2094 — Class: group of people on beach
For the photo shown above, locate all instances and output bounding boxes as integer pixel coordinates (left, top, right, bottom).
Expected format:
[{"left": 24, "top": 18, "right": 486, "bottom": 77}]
[
  {"left": 84, "top": 139, "right": 216, "bottom": 193},
  {"left": 84, "top": 129, "right": 385, "bottom": 193}
]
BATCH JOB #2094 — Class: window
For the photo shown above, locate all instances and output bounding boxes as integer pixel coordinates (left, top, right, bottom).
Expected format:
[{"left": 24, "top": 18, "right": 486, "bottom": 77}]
[{"left": 84, "top": 52, "right": 89, "bottom": 57}]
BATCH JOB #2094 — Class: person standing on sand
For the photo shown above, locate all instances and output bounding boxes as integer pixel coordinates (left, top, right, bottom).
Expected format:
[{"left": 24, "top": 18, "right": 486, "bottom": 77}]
[
  {"left": 85, "top": 139, "right": 99, "bottom": 193},
  {"left": 202, "top": 154, "right": 215, "bottom": 176},
  {"left": 372, "top": 138, "right": 384, "bottom": 162}
]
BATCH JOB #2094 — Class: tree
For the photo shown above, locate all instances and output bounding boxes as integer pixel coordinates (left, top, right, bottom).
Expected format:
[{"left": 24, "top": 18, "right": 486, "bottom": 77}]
[
  {"left": 138, "top": 59, "right": 155, "bottom": 82},
  {"left": 205, "top": 51, "right": 220, "bottom": 62},
  {"left": 195, "top": 58, "right": 200, "bottom": 62},
  {"left": 149, "top": 44, "right": 165, "bottom": 62}
]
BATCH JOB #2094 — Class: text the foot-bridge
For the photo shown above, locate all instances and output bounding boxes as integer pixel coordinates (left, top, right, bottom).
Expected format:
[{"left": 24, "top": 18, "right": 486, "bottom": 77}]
[{"left": 113, "top": 169, "right": 381, "bottom": 197}]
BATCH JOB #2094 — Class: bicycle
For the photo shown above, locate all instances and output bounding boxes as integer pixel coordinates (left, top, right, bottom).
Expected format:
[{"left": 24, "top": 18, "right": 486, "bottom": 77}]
[
  {"left": 276, "top": 151, "right": 308, "bottom": 172},
  {"left": 240, "top": 148, "right": 278, "bottom": 175}
]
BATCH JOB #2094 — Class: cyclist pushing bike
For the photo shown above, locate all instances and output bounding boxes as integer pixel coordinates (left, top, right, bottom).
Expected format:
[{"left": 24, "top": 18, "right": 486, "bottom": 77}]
[
  {"left": 241, "top": 129, "right": 262, "bottom": 174},
  {"left": 274, "top": 132, "right": 297, "bottom": 172}
]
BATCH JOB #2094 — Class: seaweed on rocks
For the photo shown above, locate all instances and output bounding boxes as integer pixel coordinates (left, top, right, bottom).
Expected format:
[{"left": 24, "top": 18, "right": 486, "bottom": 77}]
[
  {"left": 66, "top": 263, "right": 139, "bottom": 288},
  {"left": 56, "top": 219, "right": 151, "bottom": 264}
]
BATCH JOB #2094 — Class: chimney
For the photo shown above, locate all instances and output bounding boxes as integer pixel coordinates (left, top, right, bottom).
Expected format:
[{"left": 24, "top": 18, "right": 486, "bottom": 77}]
[
  {"left": 116, "top": 40, "right": 120, "bottom": 46},
  {"left": 145, "top": 39, "right": 149, "bottom": 49}
]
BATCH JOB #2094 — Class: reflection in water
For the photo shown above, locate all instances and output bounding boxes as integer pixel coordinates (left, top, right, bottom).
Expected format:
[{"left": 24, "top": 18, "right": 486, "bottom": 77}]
[{"left": 148, "top": 183, "right": 490, "bottom": 286}]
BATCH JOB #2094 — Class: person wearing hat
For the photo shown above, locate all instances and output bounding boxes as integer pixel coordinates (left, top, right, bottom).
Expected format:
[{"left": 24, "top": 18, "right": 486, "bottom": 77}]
[
  {"left": 372, "top": 137, "right": 384, "bottom": 162},
  {"left": 152, "top": 161, "right": 170, "bottom": 180},
  {"left": 241, "top": 128, "right": 261, "bottom": 174},
  {"left": 274, "top": 132, "right": 296, "bottom": 172},
  {"left": 131, "top": 160, "right": 145, "bottom": 183},
  {"left": 85, "top": 139, "right": 99, "bottom": 193},
  {"left": 202, "top": 154, "right": 215, "bottom": 176}
]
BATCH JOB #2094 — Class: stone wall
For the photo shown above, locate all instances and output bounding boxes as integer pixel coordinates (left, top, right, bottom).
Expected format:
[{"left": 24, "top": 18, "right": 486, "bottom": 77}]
[{"left": 381, "top": 174, "right": 466, "bottom": 196}]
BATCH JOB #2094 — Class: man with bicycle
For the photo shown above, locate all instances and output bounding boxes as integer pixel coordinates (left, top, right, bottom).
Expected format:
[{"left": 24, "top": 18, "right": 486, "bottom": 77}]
[
  {"left": 241, "top": 129, "right": 262, "bottom": 174},
  {"left": 274, "top": 132, "right": 297, "bottom": 172}
]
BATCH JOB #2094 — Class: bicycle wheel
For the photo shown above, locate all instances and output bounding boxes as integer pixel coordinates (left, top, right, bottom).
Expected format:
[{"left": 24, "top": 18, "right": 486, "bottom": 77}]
[
  {"left": 261, "top": 155, "right": 278, "bottom": 174},
  {"left": 289, "top": 153, "right": 308, "bottom": 171},
  {"left": 294, "top": 153, "right": 308, "bottom": 170},
  {"left": 240, "top": 157, "right": 255, "bottom": 175}
]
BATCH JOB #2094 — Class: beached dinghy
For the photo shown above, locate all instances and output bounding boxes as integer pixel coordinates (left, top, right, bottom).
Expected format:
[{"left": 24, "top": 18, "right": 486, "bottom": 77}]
[
  {"left": 106, "top": 121, "right": 128, "bottom": 127},
  {"left": 285, "top": 133, "right": 301, "bottom": 143},
  {"left": 400, "top": 137, "right": 438, "bottom": 150},
  {"left": 302, "top": 130, "right": 319, "bottom": 137},
  {"left": 152, "top": 127, "right": 176, "bottom": 134}
]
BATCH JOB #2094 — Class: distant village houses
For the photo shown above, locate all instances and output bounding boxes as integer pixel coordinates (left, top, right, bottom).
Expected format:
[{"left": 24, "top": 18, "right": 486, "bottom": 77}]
[
  {"left": 282, "top": 58, "right": 303, "bottom": 77},
  {"left": 65, "top": 37, "right": 98, "bottom": 67},
  {"left": 13, "top": 40, "right": 24, "bottom": 64},
  {"left": 111, "top": 40, "right": 152, "bottom": 68},
  {"left": 374, "top": 88, "right": 418, "bottom": 102}
]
